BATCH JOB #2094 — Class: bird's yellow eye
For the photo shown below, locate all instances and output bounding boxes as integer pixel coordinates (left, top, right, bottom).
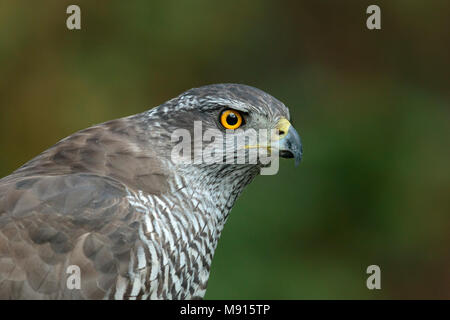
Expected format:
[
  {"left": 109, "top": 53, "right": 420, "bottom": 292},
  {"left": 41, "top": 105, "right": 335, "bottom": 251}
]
[{"left": 220, "top": 109, "right": 243, "bottom": 130}]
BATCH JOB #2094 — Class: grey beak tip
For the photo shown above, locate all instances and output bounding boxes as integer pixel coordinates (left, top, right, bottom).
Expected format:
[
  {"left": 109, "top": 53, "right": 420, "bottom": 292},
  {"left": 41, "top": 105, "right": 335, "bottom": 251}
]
[{"left": 279, "top": 124, "right": 303, "bottom": 167}]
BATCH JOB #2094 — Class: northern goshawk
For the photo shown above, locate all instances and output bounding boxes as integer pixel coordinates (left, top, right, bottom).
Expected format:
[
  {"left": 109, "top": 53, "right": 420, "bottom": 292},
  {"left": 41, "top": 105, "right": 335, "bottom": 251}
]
[{"left": 0, "top": 84, "right": 302, "bottom": 299}]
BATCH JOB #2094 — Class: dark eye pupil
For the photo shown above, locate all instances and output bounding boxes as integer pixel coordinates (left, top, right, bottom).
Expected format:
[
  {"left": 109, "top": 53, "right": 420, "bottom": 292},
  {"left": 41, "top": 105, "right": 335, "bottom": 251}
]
[{"left": 226, "top": 113, "right": 238, "bottom": 125}]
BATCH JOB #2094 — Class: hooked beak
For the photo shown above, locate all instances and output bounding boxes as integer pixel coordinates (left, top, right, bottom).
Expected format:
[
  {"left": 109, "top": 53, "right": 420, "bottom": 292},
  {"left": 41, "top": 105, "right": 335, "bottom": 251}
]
[{"left": 275, "top": 117, "right": 303, "bottom": 166}]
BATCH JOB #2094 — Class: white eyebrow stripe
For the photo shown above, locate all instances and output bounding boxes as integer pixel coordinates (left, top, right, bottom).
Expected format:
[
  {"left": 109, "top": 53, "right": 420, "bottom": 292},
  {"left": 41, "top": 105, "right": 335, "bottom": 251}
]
[
  {"left": 203, "top": 97, "right": 254, "bottom": 113},
  {"left": 199, "top": 95, "right": 289, "bottom": 120}
]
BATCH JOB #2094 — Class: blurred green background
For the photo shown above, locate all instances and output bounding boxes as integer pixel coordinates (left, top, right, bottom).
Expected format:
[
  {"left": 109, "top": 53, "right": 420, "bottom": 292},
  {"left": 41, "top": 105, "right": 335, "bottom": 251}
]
[{"left": 1, "top": 1, "right": 449, "bottom": 299}]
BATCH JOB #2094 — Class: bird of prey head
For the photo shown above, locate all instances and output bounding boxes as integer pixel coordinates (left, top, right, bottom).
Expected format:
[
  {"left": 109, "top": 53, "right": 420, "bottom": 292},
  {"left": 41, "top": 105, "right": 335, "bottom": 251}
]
[{"left": 0, "top": 83, "right": 302, "bottom": 299}]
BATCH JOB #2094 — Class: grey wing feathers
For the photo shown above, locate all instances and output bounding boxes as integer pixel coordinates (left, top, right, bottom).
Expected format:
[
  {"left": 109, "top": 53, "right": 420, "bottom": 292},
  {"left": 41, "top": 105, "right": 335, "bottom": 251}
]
[{"left": 0, "top": 173, "right": 139, "bottom": 299}]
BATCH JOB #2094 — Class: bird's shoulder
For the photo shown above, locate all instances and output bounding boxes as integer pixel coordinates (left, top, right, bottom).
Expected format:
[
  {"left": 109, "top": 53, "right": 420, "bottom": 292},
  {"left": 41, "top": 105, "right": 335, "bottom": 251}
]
[
  {"left": 0, "top": 114, "right": 173, "bottom": 299},
  {"left": 9, "top": 116, "right": 172, "bottom": 194}
]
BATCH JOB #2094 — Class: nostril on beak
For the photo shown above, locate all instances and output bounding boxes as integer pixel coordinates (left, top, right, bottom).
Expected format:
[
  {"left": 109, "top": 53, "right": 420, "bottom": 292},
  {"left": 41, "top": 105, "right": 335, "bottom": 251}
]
[{"left": 277, "top": 129, "right": 285, "bottom": 136}]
